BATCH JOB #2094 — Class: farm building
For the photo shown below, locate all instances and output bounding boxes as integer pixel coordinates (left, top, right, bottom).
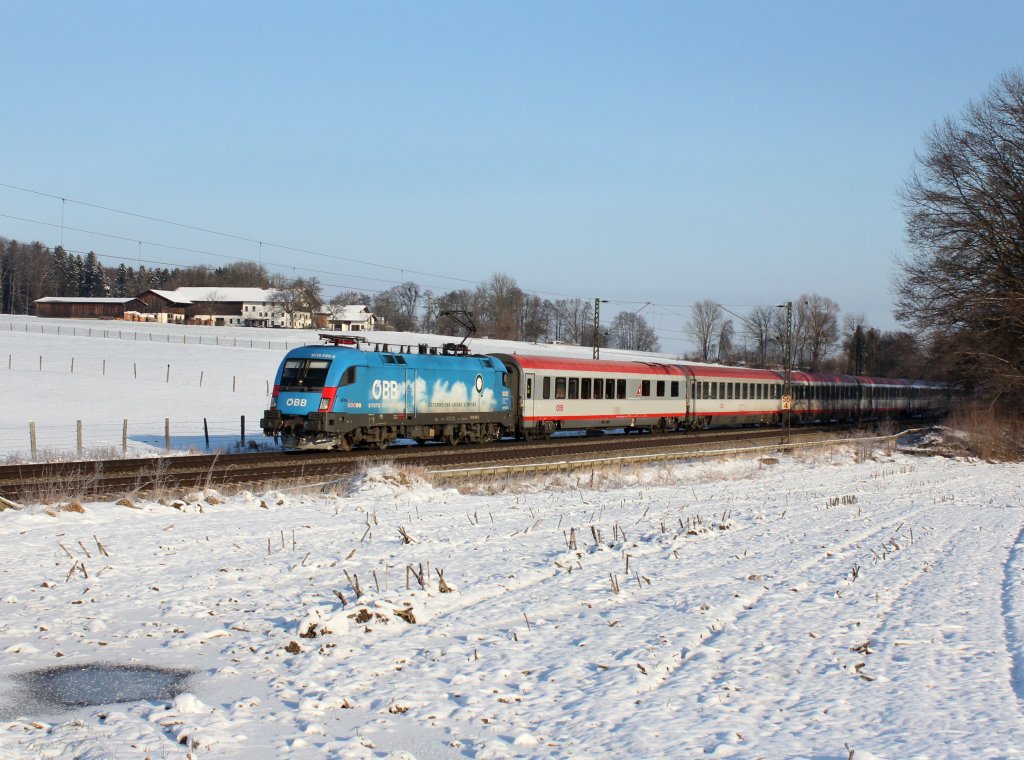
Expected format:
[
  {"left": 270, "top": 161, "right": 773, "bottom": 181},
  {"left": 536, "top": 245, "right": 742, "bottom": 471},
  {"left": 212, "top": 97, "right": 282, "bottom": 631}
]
[
  {"left": 328, "top": 304, "right": 376, "bottom": 331},
  {"left": 33, "top": 297, "right": 144, "bottom": 320}
]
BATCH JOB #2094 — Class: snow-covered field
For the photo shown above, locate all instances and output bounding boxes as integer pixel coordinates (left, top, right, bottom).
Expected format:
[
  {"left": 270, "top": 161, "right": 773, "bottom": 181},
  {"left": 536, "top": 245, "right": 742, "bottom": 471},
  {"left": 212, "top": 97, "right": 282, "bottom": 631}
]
[{"left": 2, "top": 315, "right": 1024, "bottom": 759}]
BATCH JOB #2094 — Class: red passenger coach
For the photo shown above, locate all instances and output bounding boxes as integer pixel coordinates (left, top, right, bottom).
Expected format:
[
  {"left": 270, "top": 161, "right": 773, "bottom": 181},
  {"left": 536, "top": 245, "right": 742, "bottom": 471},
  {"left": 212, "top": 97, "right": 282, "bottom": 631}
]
[
  {"left": 493, "top": 354, "right": 689, "bottom": 437},
  {"left": 685, "top": 365, "right": 787, "bottom": 428}
]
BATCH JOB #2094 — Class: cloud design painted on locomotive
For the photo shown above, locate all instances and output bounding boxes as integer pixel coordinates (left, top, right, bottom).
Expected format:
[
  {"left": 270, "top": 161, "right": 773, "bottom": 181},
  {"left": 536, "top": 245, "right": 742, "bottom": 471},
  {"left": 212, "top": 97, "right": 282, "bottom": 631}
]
[{"left": 369, "top": 376, "right": 498, "bottom": 414}]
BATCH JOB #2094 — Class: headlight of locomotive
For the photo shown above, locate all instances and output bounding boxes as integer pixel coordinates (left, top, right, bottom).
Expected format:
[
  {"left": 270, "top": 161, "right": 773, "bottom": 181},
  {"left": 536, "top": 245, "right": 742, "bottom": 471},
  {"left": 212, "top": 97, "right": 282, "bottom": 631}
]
[{"left": 319, "top": 398, "right": 331, "bottom": 411}]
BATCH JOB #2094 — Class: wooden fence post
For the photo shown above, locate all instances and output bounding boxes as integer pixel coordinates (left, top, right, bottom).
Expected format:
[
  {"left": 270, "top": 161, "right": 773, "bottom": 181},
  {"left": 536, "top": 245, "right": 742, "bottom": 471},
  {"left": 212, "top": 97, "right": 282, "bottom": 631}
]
[
  {"left": 165, "top": 418, "right": 171, "bottom": 450},
  {"left": 122, "top": 419, "right": 128, "bottom": 456},
  {"left": 29, "top": 421, "right": 37, "bottom": 460},
  {"left": 240, "top": 415, "right": 246, "bottom": 447},
  {"left": 77, "top": 420, "right": 83, "bottom": 457}
]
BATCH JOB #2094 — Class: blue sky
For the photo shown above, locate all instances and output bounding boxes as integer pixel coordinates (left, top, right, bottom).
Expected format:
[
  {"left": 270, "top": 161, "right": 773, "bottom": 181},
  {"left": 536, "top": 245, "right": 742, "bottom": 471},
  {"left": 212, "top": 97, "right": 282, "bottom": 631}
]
[{"left": 2, "top": 1, "right": 1022, "bottom": 354}]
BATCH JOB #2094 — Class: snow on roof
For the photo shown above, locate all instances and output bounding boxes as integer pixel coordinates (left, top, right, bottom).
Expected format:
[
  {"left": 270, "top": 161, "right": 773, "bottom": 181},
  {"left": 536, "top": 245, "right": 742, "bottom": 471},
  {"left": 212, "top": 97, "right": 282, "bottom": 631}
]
[
  {"left": 169, "top": 287, "right": 278, "bottom": 303},
  {"left": 331, "top": 305, "right": 373, "bottom": 320},
  {"left": 146, "top": 289, "right": 193, "bottom": 305},
  {"left": 34, "top": 297, "right": 137, "bottom": 304}
]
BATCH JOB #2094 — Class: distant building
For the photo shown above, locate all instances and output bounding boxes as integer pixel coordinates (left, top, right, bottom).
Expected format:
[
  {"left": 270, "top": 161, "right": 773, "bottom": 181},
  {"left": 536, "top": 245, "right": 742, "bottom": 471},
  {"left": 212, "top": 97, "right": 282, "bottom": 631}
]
[
  {"left": 34, "top": 287, "right": 373, "bottom": 330},
  {"left": 133, "top": 290, "right": 192, "bottom": 323},
  {"left": 33, "top": 296, "right": 143, "bottom": 320},
  {"left": 328, "top": 304, "right": 376, "bottom": 332},
  {"left": 168, "top": 287, "right": 288, "bottom": 327}
]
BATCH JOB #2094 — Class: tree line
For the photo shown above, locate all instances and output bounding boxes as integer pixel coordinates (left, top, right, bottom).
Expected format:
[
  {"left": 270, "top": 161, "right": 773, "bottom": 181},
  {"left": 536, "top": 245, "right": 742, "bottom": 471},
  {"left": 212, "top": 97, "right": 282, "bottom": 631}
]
[
  {"left": 0, "top": 238, "right": 929, "bottom": 375},
  {"left": 0, "top": 240, "right": 275, "bottom": 314}
]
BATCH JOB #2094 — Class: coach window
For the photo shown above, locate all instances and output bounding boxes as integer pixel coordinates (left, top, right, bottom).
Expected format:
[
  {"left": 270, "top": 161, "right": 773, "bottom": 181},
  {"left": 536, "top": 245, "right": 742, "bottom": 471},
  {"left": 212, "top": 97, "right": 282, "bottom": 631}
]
[
  {"left": 581, "top": 378, "right": 592, "bottom": 399},
  {"left": 525, "top": 377, "right": 533, "bottom": 399},
  {"left": 671, "top": 381, "right": 679, "bottom": 398},
  {"left": 606, "top": 379, "right": 616, "bottom": 399},
  {"left": 641, "top": 380, "right": 651, "bottom": 397},
  {"left": 617, "top": 379, "right": 627, "bottom": 399},
  {"left": 555, "top": 377, "right": 567, "bottom": 400},
  {"left": 568, "top": 378, "right": 579, "bottom": 399},
  {"left": 593, "top": 378, "right": 603, "bottom": 399},
  {"left": 727, "top": 383, "right": 733, "bottom": 400},
  {"left": 710, "top": 382, "right": 718, "bottom": 400},
  {"left": 702, "top": 381, "right": 709, "bottom": 398},
  {"left": 543, "top": 377, "right": 551, "bottom": 399},
  {"left": 656, "top": 380, "right": 666, "bottom": 397}
]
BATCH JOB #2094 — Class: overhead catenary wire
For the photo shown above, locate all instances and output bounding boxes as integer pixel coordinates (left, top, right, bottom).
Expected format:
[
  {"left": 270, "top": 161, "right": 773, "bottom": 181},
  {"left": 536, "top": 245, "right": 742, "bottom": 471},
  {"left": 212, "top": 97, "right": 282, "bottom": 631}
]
[{"left": 1, "top": 181, "right": 779, "bottom": 348}]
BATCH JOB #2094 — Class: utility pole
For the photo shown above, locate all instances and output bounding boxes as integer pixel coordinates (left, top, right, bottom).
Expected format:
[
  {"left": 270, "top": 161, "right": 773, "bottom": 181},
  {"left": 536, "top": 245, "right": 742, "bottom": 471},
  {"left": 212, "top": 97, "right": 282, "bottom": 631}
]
[{"left": 781, "top": 301, "right": 793, "bottom": 441}]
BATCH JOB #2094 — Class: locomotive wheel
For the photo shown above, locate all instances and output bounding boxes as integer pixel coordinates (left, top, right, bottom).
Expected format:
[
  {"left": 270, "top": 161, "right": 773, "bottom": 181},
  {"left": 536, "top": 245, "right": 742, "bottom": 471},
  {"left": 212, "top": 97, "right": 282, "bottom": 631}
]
[{"left": 335, "top": 435, "right": 352, "bottom": 452}]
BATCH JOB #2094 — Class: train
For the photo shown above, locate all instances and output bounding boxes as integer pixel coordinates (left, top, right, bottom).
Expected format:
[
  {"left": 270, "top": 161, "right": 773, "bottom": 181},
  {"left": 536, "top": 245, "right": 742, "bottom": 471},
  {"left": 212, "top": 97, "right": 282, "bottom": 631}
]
[{"left": 259, "top": 336, "right": 952, "bottom": 450}]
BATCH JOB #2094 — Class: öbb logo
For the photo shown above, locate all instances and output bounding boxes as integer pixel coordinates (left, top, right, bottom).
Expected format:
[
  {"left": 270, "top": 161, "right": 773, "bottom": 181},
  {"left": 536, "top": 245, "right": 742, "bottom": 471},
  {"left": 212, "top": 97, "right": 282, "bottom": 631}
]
[
  {"left": 371, "top": 380, "right": 403, "bottom": 401},
  {"left": 284, "top": 397, "right": 307, "bottom": 408}
]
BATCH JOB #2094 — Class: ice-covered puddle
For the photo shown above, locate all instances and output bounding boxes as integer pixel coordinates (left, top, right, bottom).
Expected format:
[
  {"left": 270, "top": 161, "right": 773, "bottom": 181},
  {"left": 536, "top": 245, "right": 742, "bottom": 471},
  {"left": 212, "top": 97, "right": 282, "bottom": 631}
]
[{"left": 13, "top": 663, "right": 193, "bottom": 710}]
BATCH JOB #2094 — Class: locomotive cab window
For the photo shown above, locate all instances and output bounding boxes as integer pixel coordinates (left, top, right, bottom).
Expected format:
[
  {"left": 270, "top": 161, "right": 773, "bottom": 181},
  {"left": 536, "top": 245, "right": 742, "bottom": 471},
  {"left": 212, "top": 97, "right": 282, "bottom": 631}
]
[
  {"left": 280, "top": 359, "right": 332, "bottom": 390},
  {"left": 339, "top": 366, "right": 357, "bottom": 387}
]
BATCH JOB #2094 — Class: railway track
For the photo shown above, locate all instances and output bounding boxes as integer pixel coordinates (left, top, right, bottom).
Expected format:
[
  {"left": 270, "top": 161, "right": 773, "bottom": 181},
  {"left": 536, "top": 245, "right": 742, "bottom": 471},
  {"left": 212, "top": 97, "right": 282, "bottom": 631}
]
[{"left": 0, "top": 425, "right": 874, "bottom": 503}]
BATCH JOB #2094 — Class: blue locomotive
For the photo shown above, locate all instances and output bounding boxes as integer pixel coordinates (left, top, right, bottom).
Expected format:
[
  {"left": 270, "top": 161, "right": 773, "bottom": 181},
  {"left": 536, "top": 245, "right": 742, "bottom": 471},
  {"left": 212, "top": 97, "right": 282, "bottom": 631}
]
[{"left": 260, "top": 340, "right": 514, "bottom": 449}]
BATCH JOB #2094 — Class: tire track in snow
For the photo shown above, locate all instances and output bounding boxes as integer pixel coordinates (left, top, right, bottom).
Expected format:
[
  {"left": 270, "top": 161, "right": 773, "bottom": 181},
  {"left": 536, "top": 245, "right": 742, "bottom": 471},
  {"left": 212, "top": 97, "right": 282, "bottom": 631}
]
[{"left": 1002, "top": 523, "right": 1024, "bottom": 707}]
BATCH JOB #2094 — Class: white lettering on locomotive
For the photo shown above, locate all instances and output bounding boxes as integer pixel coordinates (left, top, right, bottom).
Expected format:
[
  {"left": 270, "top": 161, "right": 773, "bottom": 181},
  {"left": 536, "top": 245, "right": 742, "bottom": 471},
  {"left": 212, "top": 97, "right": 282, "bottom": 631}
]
[
  {"left": 284, "top": 397, "right": 307, "bottom": 408},
  {"left": 371, "top": 380, "right": 403, "bottom": 400}
]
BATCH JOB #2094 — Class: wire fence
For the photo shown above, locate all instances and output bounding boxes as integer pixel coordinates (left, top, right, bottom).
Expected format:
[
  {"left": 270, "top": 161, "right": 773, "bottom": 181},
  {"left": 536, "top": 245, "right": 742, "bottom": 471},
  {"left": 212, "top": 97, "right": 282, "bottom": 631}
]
[
  {"left": 2, "top": 319, "right": 307, "bottom": 351},
  {"left": 4, "top": 351, "right": 275, "bottom": 393},
  {"left": 0, "top": 416, "right": 278, "bottom": 462}
]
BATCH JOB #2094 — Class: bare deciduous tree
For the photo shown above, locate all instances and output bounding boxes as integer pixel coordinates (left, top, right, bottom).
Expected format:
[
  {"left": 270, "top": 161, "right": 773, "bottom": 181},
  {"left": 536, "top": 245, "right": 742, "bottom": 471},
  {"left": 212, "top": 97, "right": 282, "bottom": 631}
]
[
  {"left": 609, "top": 311, "right": 660, "bottom": 352},
  {"left": 687, "top": 300, "right": 723, "bottom": 362},
  {"left": 895, "top": 69, "right": 1024, "bottom": 402},
  {"left": 796, "top": 294, "right": 840, "bottom": 371}
]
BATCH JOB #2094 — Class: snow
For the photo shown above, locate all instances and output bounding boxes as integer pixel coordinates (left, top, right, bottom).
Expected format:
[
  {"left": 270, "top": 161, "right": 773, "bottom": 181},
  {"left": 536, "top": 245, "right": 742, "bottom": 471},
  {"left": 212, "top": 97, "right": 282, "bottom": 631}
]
[{"left": 2, "top": 314, "right": 1024, "bottom": 758}]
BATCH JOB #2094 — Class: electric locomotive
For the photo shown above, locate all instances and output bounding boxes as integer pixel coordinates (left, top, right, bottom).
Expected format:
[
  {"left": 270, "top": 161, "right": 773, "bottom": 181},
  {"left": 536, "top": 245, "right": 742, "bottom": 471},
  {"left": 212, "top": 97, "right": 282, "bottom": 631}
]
[{"left": 260, "top": 342, "right": 514, "bottom": 450}]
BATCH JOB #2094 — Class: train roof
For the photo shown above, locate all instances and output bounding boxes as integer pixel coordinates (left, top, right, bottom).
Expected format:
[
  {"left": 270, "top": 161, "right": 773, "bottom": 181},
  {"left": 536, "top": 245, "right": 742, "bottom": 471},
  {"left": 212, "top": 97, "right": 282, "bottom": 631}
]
[
  {"left": 685, "top": 365, "right": 784, "bottom": 380},
  {"left": 495, "top": 353, "right": 685, "bottom": 376},
  {"left": 286, "top": 343, "right": 504, "bottom": 370}
]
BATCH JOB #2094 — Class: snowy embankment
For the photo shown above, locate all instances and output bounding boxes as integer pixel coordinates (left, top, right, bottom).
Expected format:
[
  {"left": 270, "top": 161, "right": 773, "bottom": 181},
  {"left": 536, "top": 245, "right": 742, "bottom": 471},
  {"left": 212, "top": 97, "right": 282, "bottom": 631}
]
[
  {"left": 2, "top": 314, "right": 1024, "bottom": 758},
  {"left": 1, "top": 450, "right": 1024, "bottom": 758}
]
